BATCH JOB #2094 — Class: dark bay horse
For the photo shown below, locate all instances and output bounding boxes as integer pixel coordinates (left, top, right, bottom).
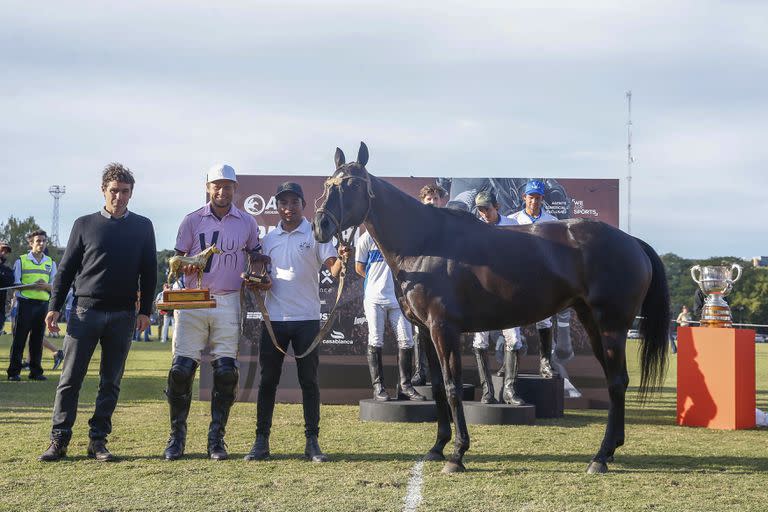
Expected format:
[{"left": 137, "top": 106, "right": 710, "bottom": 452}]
[{"left": 313, "top": 142, "right": 669, "bottom": 474}]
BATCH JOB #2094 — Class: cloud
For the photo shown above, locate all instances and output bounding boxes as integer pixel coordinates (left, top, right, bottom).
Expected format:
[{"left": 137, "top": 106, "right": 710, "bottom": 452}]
[{"left": 1, "top": 1, "right": 767, "bottom": 257}]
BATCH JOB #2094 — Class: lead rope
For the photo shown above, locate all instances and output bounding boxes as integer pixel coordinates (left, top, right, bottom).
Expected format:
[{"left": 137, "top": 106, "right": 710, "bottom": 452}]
[
  {"left": 245, "top": 167, "right": 372, "bottom": 358},
  {"left": 244, "top": 229, "right": 355, "bottom": 359}
]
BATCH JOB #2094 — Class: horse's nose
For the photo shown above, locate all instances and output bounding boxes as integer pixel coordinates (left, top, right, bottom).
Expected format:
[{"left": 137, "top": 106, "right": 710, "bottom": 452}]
[
  {"left": 312, "top": 219, "right": 322, "bottom": 242},
  {"left": 313, "top": 215, "right": 332, "bottom": 242}
]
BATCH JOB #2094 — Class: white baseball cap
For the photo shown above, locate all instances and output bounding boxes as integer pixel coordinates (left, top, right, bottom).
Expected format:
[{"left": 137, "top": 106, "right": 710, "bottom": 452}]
[{"left": 206, "top": 164, "right": 237, "bottom": 183}]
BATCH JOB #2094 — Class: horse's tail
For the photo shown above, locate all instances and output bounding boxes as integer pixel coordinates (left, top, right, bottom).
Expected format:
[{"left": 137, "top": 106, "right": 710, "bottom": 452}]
[{"left": 635, "top": 237, "right": 670, "bottom": 400}]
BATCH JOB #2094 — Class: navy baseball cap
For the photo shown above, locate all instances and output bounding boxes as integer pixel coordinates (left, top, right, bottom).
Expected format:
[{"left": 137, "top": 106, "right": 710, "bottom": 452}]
[
  {"left": 524, "top": 180, "right": 546, "bottom": 196},
  {"left": 275, "top": 182, "right": 305, "bottom": 201}
]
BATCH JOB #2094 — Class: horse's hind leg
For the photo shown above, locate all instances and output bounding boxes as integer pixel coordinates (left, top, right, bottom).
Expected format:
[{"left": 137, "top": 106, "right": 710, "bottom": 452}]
[
  {"left": 420, "top": 327, "right": 451, "bottom": 462},
  {"left": 430, "top": 322, "right": 469, "bottom": 473},
  {"left": 575, "top": 304, "right": 628, "bottom": 474}
]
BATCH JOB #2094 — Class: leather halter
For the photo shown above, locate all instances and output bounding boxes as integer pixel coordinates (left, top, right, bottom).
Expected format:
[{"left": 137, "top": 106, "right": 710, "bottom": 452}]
[{"left": 314, "top": 168, "right": 375, "bottom": 238}]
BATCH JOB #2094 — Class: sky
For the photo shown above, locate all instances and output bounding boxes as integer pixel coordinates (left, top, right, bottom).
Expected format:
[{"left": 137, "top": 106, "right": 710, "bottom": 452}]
[{"left": 1, "top": 1, "right": 766, "bottom": 258}]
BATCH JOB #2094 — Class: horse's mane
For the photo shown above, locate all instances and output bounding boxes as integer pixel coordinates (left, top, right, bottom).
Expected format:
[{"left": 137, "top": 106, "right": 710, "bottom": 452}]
[
  {"left": 436, "top": 206, "right": 485, "bottom": 226},
  {"left": 372, "top": 174, "right": 485, "bottom": 228}
]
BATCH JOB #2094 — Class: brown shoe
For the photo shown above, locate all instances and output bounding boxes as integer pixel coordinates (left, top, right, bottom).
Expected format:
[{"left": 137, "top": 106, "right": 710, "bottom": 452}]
[
  {"left": 87, "top": 439, "right": 116, "bottom": 462},
  {"left": 38, "top": 439, "right": 68, "bottom": 462}
]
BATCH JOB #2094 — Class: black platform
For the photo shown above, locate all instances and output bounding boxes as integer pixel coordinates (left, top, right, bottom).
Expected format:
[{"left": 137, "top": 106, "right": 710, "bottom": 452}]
[
  {"left": 412, "top": 383, "right": 475, "bottom": 401},
  {"left": 359, "top": 399, "right": 437, "bottom": 423},
  {"left": 492, "top": 374, "right": 564, "bottom": 418},
  {"left": 463, "top": 401, "right": 536, "bottom": 425}
]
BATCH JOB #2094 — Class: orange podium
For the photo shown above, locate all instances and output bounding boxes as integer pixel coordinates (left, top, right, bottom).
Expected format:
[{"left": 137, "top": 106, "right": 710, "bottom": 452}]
[{"left": 677, "top": 327, "right": 755, "bottom": 430}]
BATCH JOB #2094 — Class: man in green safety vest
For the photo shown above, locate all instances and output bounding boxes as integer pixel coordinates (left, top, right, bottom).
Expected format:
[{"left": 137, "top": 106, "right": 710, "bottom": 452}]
[{"left": 7, "top": 229, "right": 56, "bottom": 381}]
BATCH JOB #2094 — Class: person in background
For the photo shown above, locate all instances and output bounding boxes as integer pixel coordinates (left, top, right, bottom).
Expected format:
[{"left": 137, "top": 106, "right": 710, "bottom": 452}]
[
  {"left": 418, "top": 184, "right": 448, "bottom": 208},
  {"left": 411, "top": 184, "right": 449, "bottom": 386},
  {"left": 132, "top": 293, "right": 152, "bottom": 341},
  {"left": 0, "top": 241, "right": 14, "bottom": 335},
  {"left": 471, "top": 190, "right": 520, "bottom": 404},
  {"left": 672, "top": 305, "right": 692, "bottom": 354},
  {"left": 356, "top": 229, "right": 425, "bottom": 402},
  {"left": 7, "top": 230, "right": 56, "bottom": 382}
]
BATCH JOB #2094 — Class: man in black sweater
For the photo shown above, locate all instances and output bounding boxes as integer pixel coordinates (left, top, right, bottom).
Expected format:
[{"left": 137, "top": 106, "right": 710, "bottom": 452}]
[{"left": 38, "top": 163, "right": 157, "bottom": 462}]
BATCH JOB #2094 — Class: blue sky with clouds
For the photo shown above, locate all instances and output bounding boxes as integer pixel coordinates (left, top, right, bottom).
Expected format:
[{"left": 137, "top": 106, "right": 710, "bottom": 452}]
[{"left": 1, "top": 1, "right": 766, "bottom": 258}]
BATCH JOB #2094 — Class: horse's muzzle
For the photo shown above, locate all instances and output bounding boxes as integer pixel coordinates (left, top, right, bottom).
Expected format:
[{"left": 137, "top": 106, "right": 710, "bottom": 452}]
[{"left": 311, "top": 216, "right": 334, "bottom": 243}]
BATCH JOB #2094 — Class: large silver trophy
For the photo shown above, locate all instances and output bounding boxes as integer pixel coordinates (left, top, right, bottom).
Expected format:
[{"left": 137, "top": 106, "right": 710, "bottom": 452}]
[{"left": 690, "top": 264, "right": 742, "bottom": 328}]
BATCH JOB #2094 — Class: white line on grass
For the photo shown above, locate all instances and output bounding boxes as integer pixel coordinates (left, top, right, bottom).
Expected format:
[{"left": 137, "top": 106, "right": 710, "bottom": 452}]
[{"left": 402, "top": 460, "right": 425, "bottom": 512}]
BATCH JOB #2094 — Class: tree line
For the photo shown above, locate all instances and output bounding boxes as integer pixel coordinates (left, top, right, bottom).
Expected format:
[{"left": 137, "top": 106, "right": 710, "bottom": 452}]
[{"left": 3, "top": 215, "right": 766, "bottom": 326}]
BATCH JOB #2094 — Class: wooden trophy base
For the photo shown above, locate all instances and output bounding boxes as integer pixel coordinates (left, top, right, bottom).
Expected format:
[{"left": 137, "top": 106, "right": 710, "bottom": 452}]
[{"left": 157, "top": 289, "right": 216, "bottom": 310}]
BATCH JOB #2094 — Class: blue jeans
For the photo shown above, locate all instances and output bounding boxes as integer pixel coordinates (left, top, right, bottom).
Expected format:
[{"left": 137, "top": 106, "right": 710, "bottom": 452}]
[{"left": 50, "top": 307, "right": 136, "bottom": 441}]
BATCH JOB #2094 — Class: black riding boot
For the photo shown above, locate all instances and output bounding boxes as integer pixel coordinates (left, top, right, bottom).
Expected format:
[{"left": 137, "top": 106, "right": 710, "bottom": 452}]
[
  {"left": 502, "top": 348, "right": 526, "bottom": 406},
  {"left": 538, "top": 327, "right": 557, "bottom": 378},
  {"left": 473, "top": 347, "right": 497, "bottom": 404},
  {"left": 208, "top": 357, "right": 238, "bottom": 460},
  {"left": 367, "top": 346, "right": 390, "bottom": 401},
  {"left": 397, "top": 348, "right": 426, "bottom": 401},
  {"left": 164, "top": 356, "right": 198, "bottom": 461},
  {"left": 555, "top": 311, "right": 574, "bottom": 361},
  {"left": 411, "top": 336, "right": 429, "bottom": 386}
]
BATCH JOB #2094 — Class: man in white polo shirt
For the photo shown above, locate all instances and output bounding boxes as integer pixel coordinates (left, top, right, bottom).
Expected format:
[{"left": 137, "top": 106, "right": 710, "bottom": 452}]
[
  {"left": 163, "top": 164, "right": 262, "bottom": 461},
  {"left": 472, "top": 191, "right": 526, "bottom": 404},
  {"left": 356, "top": 230, "right": 425, "bottom": 402},
  {"left": 506, "top": 179, "right": 559, "bottom": 382},
  {"left": 411, "top": 184, "right": 449, "bottom": 386},
  {"left": 245, "top": 182, "right": 346, "bottom": 463}
]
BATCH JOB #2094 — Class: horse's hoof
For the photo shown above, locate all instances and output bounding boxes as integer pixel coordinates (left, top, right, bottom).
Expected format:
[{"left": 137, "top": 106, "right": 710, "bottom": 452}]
[
  {"left": 586, "top": 461, "right": 608, "bottom": 474},
  {"left": 441, "top": 461, "right": 466, "bottom": 474},
  {"left": 424, "top": 450, "right": 445, "bottom": 462}
]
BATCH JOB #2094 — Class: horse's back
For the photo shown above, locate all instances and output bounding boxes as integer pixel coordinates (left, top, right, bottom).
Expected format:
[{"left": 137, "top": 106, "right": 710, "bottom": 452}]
[{"left": 564, "top": 219, "right": 653, "bottom": 324}]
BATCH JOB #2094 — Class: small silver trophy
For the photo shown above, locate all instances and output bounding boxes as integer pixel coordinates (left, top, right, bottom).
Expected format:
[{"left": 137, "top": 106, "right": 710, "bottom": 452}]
[{"left": 690, "top": 264, "right": 742, "bottom": 328}]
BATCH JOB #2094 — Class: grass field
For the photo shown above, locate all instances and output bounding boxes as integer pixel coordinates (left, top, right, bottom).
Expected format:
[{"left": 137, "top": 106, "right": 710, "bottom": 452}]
[{"left": 1, "top": 325, "right": 767, "bottom": 512}]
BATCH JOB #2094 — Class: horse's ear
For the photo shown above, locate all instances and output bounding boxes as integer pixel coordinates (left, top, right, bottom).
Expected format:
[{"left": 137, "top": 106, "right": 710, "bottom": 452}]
[
  {"left": 334, "top": 148, "right": 346, "bottom": 169},
  {"left": 357, "top": 142, "right": 369, "bottom": 167}
]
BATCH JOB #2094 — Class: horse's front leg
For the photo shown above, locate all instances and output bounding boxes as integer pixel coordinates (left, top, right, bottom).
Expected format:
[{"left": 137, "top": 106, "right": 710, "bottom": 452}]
[
  {"left": 430, "top": 321, "right": 469, "bottom": 473},
  {"left": 420, "top": 326, "right": 451, "bottom": 462}
]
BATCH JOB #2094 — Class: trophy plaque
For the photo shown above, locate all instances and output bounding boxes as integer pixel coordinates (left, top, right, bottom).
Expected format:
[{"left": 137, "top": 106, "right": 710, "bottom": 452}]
[
  {"left": 157, "top": 244, "right": 222, "bottom": 310},
  {"left": 690, "top": 263, "right": 742, "bottom": 327}
]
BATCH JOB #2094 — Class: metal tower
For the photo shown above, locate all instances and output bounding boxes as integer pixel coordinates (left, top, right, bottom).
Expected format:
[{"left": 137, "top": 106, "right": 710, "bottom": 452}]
[
  {"left": 626, "top": 90, "right": 634, "bottom": 234},
  {"left": 48, "top": 185, "right": 66, "bottom": 246}
]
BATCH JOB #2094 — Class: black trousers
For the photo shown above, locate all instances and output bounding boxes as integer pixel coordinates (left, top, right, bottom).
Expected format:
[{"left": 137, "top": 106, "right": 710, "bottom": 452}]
[
  {"left": 256, "top": 320, "right": 321, "bottom": 438},
  {"left": 50, "top": 307, "right": 135, "bottom": 441},
  {"left": 7, "top": 297, "right": 48, "bottom": 378}
]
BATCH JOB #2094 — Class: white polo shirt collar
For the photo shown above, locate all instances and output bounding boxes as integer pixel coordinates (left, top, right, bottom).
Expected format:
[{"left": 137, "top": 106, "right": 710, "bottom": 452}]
[{"left": 274, "top": 217, "right": 311, "bottom": 236}]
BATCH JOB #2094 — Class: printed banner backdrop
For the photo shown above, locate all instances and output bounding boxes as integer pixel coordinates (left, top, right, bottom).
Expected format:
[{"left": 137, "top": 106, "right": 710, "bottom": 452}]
[{"left": 200, "top": 175, "right": 619, "bottom": 406}]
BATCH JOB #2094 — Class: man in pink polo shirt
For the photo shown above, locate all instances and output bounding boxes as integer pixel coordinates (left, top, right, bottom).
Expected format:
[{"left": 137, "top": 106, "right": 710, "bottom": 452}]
[{"left": 163, "top": 164, "right": 262, "bottom": 462}]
